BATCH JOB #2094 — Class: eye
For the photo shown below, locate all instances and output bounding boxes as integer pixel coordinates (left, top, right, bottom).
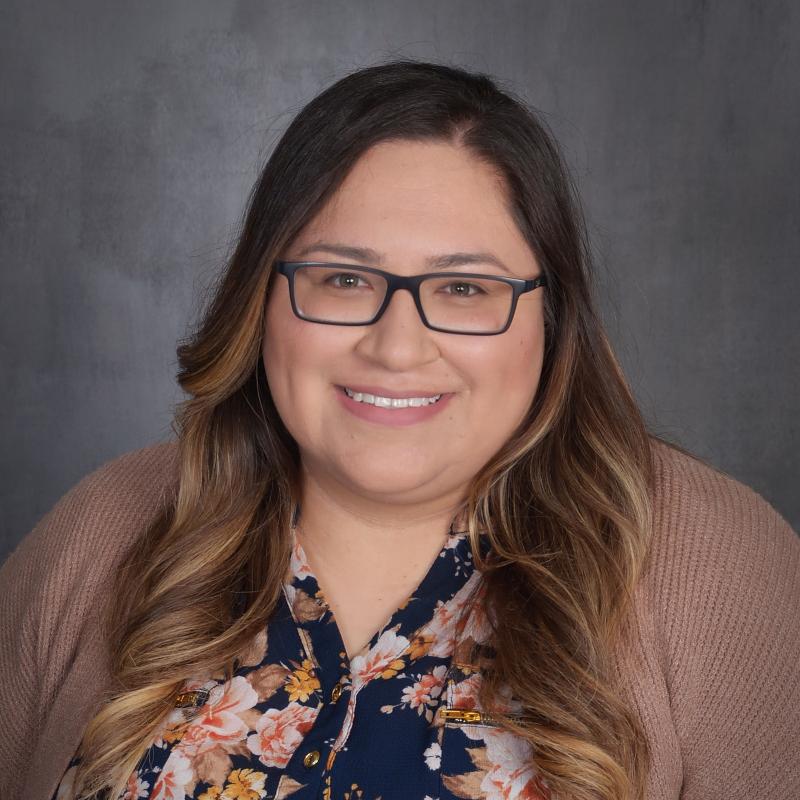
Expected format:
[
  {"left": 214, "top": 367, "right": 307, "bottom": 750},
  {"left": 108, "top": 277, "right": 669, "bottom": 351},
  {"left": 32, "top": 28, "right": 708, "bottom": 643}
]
[
  {"left": 440, "top": 281, "right": 486, "bottom": 297},
  {"left": 325, "top": 272, "right": 370, "bottom": 289}
]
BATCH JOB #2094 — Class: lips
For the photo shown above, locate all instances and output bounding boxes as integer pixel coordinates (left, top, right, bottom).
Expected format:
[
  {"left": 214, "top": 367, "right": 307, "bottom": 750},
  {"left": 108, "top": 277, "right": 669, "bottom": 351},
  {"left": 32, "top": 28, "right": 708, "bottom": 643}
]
[
  {"left": 336, "top": 384, "right": 447, "bottom": 398},
  {"left": 344, "top": 387, "right": 441, "bottom": 407},
  {"left": 335, "top": 383, "right": 454, "bottom": 427}
]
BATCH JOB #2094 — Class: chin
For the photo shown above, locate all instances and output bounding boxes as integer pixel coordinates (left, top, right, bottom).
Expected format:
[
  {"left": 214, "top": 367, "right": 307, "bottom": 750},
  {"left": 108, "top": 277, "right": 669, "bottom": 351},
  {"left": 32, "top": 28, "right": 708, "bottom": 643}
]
[{"left": 338, "top": 459, "right": 443, "bottom": 498}]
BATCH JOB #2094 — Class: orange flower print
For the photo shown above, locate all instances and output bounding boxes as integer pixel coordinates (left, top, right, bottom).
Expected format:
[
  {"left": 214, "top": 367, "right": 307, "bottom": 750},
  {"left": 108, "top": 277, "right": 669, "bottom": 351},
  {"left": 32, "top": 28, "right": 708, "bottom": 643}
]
[
  {"left": 220, "top": 768, "right": 268, "bottom": 799},
  {"left": 121, "top": 769, "right": 150, "bottom": 799},
  {"left": 289, "top": 531, "right": 316, "bottom": 581},
  {"left": 246, "top": 701, "right": 320, "bottom": 768},
  {"left": 283, "top": 584, "right": 327, "bottom": 623},
  {"left": 452, "top": 726, "right": 549, "bottom": 800},
  {"left": 198, "top": 787, "right": 222, "bottom": 800},
  {"left": 407, "top": 632, "right": 434, "bottom": 660},
  {"left": 160, "top": 724, "right": 187, "bottom": 746},
  {"left": 456, "top": 580, "right": 493, "bottom": 647},
  {"left": 151, "top": 749, "right": 194, "bottom": 800},
  {"left": 420, "top": 570, "right": 482, "bottom": 658},
  {"left": 178, "top": 676, "right": 259, "bottom": 756},
  {"left": 451, "top": 669, "right": 524, "bottom": 717},
  {"left": 451, "top": 671, "right": 482, "bottom": 709},
  {"left": 284, "top": 658, "right": 321, "bottom": 702},
  {"left": 342, "top": 783, "right": 362, "bottom": 799},
  {"left": 483, "top": 728, "right": 549, "bottom": 799},
  {"left": 400, "top": 665, "right": 448, "bottom": 721},
  {"left": 381, "top": 670, "right": 447, "bottom": 721},
  {"left": 153, "top": 680, "right": 215, "bottom": 749},
  {"left": 381, "top": 658, "right": 405, "bottom": 679},
  {"left": 350, "top": 629, "right": 410, "bottom": 687}
]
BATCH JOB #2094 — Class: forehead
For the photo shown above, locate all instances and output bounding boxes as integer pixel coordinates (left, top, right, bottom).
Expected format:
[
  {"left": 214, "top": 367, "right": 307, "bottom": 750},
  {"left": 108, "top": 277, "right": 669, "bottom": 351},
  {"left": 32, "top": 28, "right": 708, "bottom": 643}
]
[{"left": 293, "top": 139, "right": 535, "bottom": 272}]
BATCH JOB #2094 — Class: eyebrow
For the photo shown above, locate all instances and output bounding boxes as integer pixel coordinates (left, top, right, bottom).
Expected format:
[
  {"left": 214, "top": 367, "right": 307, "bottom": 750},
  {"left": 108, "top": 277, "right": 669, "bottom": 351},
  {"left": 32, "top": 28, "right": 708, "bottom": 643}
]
[{"left": 293, "top": 242, "right": 515, "bottom": 275}]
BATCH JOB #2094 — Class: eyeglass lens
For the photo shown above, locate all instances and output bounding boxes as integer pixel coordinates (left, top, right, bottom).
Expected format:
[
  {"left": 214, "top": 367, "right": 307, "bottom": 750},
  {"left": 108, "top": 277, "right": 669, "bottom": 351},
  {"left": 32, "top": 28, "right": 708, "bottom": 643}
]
[{"left": 292, "top": 265, "right": 514, "bottom": 334}]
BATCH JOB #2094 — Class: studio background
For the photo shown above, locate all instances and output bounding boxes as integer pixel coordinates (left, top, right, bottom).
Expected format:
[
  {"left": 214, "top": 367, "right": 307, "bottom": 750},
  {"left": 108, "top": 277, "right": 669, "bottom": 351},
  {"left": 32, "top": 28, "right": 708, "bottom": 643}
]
[{"left": 2, "top": 0, "right": 798, "bottom": 562}]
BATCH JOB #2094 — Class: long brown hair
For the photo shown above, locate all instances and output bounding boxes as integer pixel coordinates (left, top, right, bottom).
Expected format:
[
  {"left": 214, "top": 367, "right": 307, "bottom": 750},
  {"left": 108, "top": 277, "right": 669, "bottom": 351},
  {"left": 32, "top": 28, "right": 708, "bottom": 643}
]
[{"left": 72, "top": 59, "right": 655, "bottom": 800}]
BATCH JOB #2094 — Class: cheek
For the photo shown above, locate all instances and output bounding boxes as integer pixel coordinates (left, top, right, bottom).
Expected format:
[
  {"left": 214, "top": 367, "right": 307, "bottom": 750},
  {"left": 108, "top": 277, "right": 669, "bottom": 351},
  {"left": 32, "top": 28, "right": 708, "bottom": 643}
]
[
  {"left": 513, "top": 332, "right": 545, "bottom": 392},
  {"left": 470, "top": 330, "right": 543, "bottom": 400},
  {"left": 458, "top": 334, "right": 544, "bottom": 446},
  {"left": 262, "top": 296, "right": 315, "bottom": 422},
  {"left": 262, "top": 300, "right": 351, "bottom": 436},
  {"left": 264, "top": 284, "right": 325, "bottom": 377}
]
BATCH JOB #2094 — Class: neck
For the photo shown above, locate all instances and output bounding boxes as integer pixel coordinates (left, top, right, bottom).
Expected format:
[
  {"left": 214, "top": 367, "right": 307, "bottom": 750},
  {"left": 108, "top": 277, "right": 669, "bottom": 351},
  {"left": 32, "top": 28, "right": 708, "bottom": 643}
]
[{"left": 293, "top": 464, "right": 468, "bottom": 575}]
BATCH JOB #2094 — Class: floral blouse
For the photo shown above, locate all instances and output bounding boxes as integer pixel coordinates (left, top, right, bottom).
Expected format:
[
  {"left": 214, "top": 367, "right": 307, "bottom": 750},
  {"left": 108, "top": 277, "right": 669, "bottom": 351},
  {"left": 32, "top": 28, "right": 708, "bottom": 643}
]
[{"left": 55, "top": 519, "right": 550, "bottom": 800}]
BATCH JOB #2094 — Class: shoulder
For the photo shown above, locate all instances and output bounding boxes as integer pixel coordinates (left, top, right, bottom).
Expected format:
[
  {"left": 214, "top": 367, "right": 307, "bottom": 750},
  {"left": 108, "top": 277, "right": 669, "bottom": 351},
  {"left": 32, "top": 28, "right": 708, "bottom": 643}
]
[
  {"left": 640, "top": 437, "right": 799, "bottom": 792},
  {"left": 0, "top": 439, "right": 180, "bottom": 660},
  {"left": 643, "top": 435, "right": 799, "bottom": 628},
  {"left": 51, "top": 437, "right": 179, "bottom": 529},
  {"left": 0, "top": 441, "right": 179, "bottom": 799},
  {"left": 646, "top": 435, "right": 798, "bottom": 580},
  {"left": 2, "top": 438, "right": 179, "bottom": 583},
  {"left": 649, "top": 434, "right": 791, "bottom": 520}
]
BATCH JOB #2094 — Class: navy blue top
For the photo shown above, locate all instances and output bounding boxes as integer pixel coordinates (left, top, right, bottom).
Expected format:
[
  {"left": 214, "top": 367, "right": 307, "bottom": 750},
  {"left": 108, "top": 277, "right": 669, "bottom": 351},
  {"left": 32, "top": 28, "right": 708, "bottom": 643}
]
[{"left": 54, "top": 521, "right": 550, "bottom": 800}]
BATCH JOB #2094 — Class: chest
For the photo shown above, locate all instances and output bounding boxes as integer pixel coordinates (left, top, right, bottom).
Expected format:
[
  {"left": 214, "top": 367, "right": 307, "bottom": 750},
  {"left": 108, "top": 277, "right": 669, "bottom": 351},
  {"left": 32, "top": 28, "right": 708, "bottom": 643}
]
[
  {"left": 55, "top": 575, "right": 549, "bottom": 800},
  {"left": 317, "top": 574, "right": 429, "bottom": 660}
]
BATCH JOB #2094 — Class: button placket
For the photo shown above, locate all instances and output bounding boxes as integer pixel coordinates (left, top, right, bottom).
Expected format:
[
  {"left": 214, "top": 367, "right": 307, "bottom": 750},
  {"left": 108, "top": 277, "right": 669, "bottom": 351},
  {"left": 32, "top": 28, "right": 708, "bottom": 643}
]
[
  {"left": 280, "top": 522, "right": 485, "bottom": 798},
  {"left": 280, "top": 571, "right": 353, "bottom": 797}
]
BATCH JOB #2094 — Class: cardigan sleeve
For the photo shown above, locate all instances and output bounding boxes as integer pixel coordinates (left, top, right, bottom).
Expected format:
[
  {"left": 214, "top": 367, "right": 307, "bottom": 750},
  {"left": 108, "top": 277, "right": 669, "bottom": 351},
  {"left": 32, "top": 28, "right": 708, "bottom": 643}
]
[
  {"left": 0, "top": 441, "right": 178, "bottom": 800},
  {"left": 649, "top": 444, "right": 800, "bottom": 799}
]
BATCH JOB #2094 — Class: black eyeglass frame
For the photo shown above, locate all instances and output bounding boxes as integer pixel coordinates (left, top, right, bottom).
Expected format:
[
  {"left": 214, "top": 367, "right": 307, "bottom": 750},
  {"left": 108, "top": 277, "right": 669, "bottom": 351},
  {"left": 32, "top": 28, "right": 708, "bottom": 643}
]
[{"left": 274, "top": 260, "right": 548, "bottom": 336}]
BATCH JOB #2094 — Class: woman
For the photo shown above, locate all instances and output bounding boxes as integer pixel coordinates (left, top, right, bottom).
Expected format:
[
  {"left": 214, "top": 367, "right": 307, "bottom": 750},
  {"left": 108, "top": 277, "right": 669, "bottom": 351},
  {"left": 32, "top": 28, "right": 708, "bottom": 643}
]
[{"left": 1, "top": 60, "right": 797, "bottom": 800}]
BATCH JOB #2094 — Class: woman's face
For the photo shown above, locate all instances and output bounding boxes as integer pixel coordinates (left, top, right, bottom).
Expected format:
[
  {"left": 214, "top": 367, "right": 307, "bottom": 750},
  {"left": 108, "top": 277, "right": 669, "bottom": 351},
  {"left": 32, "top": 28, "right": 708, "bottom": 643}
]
[{"left": 263, "top": 139, "right": 546, "bottom": 509}]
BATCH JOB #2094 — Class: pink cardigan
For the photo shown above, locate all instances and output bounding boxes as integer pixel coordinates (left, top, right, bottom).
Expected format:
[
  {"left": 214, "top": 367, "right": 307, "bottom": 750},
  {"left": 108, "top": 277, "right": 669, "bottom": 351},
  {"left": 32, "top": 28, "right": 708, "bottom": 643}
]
[{"left": 1, "top": 438, "right": 798, "bottom": 800}]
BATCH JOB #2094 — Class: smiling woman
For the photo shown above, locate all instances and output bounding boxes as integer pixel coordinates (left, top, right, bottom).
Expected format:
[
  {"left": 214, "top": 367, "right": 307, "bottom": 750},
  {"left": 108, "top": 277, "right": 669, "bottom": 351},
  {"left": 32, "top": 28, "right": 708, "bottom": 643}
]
[
  {"left": 262, "top": 139, "right": 548, "bottom": 520},
  {"left": 1, "top": 60, "right": 798, "bottom": 800}
]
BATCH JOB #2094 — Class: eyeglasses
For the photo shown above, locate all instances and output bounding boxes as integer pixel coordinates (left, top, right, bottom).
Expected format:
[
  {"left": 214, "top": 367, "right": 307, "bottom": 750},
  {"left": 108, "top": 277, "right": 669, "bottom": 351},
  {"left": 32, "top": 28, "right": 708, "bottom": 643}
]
[{"left": 274, "top": 261, "right": 547, "bottom": 335}]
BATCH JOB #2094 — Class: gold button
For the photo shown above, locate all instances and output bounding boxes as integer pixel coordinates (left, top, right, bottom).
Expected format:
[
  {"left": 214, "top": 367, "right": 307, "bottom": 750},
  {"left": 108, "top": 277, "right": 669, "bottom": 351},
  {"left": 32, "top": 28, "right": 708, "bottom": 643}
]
[
  {"left": 331, "top": 683, "right": 343, "bottom": 702},
  {"left": 303, "top": 749, "right": 320, "bottom": 768}
]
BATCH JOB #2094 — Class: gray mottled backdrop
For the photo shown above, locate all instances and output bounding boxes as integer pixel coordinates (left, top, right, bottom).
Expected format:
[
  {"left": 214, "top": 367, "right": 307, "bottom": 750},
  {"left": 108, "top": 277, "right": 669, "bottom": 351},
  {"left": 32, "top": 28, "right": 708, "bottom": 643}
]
[{"left": 2, "top": 1, "right": 798, "bottom": 561}]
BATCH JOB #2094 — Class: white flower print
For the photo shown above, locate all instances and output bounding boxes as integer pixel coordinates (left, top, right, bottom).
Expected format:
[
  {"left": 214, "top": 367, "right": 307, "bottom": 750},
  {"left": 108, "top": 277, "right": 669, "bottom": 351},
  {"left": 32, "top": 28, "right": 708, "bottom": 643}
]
[
  {"left": 423, "top": 741, "right": 442, "bottom": 770},
  {"left": 399, "top": 664, "right": 448, "bottom": 720},
  {"left": 150, "top": 750, "right": 193, "bottom": 800},
  {"left": 121, "top": 770, "right": 150, "bottom": 800},
  {"left": 177, "top": 676, "right": 259, "bottom": 756},
  {"left": 246, "top": 701, "right": 320, "bottom": 769},
  {"left": 449, "top": 671, "right": 482, "bottom": 711},
  {"left": 457, "top": 583, "right": 493, "bottom": 646},
  {"left": 288, "top": 529, "right": 315, "bottom": 581},
  {"left": 350, "top": 628, "right": 410, "bottom": 688},
  {"left": 479, "top": 728, "right": 543, "bottom": 800},
  {"left": 421, "top": 571, "right": 483, "bottom": 658},
  {"left": 452, "top": 669, "right": 524, "bottom": 718},
  {"left": 450, "top": 724, "right": 546, "bottom": 800},
  {"left": 443, "top": 531, "right": 467, "bottom": 550}
]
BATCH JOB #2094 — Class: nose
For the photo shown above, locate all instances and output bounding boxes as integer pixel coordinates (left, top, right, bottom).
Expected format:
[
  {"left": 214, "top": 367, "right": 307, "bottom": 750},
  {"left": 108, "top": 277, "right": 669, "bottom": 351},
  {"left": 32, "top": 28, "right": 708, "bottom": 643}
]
[{"left": 353, "top": 286, "right": 440, "bottom": 369}]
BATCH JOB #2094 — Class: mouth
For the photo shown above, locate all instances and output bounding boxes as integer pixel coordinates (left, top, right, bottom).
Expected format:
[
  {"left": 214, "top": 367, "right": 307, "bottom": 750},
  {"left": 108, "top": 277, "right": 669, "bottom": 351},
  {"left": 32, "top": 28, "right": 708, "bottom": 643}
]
[
  {"left": 339, "top": 386, "right": 444, "bottom": 408},
  {"left": 334, "top": 384, "right": 453, "bottom": 427}
]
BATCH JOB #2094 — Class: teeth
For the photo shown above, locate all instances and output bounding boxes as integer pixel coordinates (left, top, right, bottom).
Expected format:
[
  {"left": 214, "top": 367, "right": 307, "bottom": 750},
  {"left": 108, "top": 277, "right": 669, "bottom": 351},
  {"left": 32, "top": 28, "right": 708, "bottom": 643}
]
[{"left": 344, "top": 387, "right": 442, "bottom": 407}]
